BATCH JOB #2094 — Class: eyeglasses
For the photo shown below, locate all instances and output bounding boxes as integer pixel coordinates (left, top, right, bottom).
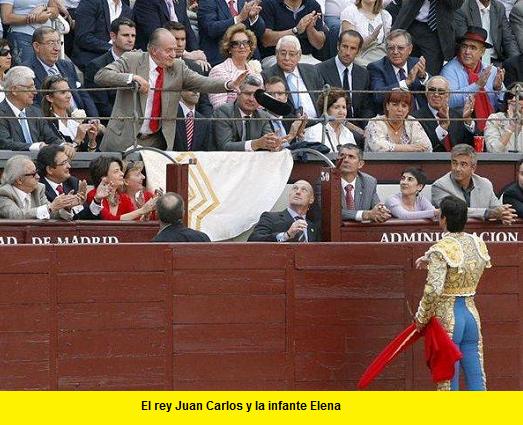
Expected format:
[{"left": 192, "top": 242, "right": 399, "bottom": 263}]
[
  {"left": 0, "top": 48, "right": 11, "bottom": 56},
  {"left": 277, "top": 50, "right": 299, "bottom": 58},
  {"left": 230, "top": 40, "right": 252, "bottom": 48},
  {"left": 54, "top": 159, "right": 70, "bottom": 167},
  {"left": 386, "top": 44, "right": 409, "bottom": 53},
  {"left": 427, "top": 87, "right": 448, "bottom": 95},
  {"left": 24, "top": 171, "right": 38, "bottom": 177},
  {"left": 39, "top": 40, "right": 61, "bottom": 47}
]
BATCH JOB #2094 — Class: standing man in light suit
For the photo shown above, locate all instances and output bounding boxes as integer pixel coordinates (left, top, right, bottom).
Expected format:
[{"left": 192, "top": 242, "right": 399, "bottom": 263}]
[{"left": 95, "top": 28, "right": 247, "bottom": 152}]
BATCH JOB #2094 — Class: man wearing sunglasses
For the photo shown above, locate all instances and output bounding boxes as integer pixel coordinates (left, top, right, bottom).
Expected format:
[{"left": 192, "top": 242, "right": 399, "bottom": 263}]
[{"left": 413, "top": 75, "right": 475, "bottom": 151}]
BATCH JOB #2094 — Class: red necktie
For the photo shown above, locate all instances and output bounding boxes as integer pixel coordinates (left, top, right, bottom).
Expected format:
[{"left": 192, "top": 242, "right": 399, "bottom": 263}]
[
  {"left": 56, "top": 184, "right": 64, "bottom": 195},
  {"left": 185, "top": 110, "right": 194, "bottom": 150},
  {"left": 228, "top": 0, "right": 238, "bottom": 16},
  {"left": 149, "top": 66, "right": 164, "bottom": 133},
  {"left": 345, "top": 184, "right": 355, "bottom": 210}
]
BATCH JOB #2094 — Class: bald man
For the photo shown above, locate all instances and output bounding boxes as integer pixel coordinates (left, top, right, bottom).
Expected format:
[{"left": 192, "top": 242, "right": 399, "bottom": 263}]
[{"left": 248, "top": 179, "right": 319, "bottom": 242}]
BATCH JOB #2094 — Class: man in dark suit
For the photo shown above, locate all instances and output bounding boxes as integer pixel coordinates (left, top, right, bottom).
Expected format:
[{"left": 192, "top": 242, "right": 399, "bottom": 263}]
[
  {"left": 212, "top": 75, "right": 280, "bottom": 151},
  {"left": 133, "top": 0, "right": 198, "bottom": 51},
  {"left": 0, "top": 66, "right": 62, "bottom": 151},
  {"left": 503, "top": 54, "right": 523, "bottom": 86},
  {"left": 455, "top": 0, "right": 519, "bottom": 65},
  {"left": 511, "top": 0, "right": 523, "bottom": 53},
  {"left": 263, "top": 35, "right": 323, "bottom": 118},
  {"left": 174, "top": 91, "right": 211, "bottom": 151},
  {"left": 36, "top": 145, "right": 110, "bottom": 219},
  {"left": 248, "top": 179, "right": 319, "bottom": 242},
  {"left": 413, "top": 76, "right": 475, "bottom": 152},
  {"left": 27, "top": 27, "right": 98, "bottom": 118},
  {"left": 502, "top": 159, "right": 523, "bottom": 218},
  {"left": 153, "top": 192, "right": 211, "bottom": 242},
  {"left": 197, "top": 0, "right": 265, "bottom": 66},
  {"left": 316, "top": 30, "right": 375, "bottom": 139},
  {"left": 84, "top": 17, "right": 137, "bottom": 122},
  {"left": 367, "top": 29, "right": 429, "bottom": 114},
  {"left": 389, "top": 0, "right": 464, "bottom": 75},
  {"left": 337, "top": 144, "right": 391, "bottom": 222},
  {"left": 72, "top": 0, "right": 133, "bottom": 71}
]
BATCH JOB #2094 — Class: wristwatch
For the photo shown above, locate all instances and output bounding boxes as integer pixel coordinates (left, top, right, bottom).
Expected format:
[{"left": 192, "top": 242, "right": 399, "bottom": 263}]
[{"left": 292, "top": 27, "right": 298, "bottom": 35}]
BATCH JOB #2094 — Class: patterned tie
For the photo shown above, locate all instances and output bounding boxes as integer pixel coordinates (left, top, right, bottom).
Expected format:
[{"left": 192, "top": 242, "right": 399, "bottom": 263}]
[
  {"left": 397, "top": 68, "right": 407, "bottom": 82},
  {"left": 427, "top": 0, "right": 437, "bottom": 32},
  {"left": 228, "top": 0, "right": 239, "bottom": 16},
  {"left": 19, "top": 111, "right": 34, "bottom": 144},
  {"left": 286, "top": 73, "right": 301, "bottom": 109},
  {"left": 185, "top": 110, "right": 194, "bottom": 150},
  {"left": 149, "top": 66, "right": 164, "bottom": 133},
  {"left": 242, "top": 117, "right": 251, "bottom": 141},
  {"left": 48, "top": 67, "right": 59, "bottom": 76},
  {"left": 56, "top": 184, "right": 64, "bottom": 195},
  {"left": 345, "top": 184, "right": 355, "bottom": 210}
]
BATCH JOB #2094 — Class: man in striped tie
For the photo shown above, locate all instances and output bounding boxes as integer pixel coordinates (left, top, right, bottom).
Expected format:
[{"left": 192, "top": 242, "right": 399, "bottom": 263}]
[
  {"left": 174, "top": 91, "right": 211, "bottom": 151},
  {"left": 389, "top": 0, "right": 464, "bottom": 75}
]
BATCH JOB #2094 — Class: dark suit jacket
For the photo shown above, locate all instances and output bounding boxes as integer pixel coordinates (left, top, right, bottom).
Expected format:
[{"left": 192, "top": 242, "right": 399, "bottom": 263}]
[
  {"left": 413, "top": 104, "right": 474, "bottom": 152},
  {"left": 315, "top": 57, "right": 375, "bottom": 125},
  {"left": 184, "top": 58, "right": 213, "bottom": 117},
  {"left": 42, "top": 176, "right": 99, "bottom": 220},
  {"left": 502, "top": 182, "right": 523, "bottom": 218},
  {"left": 455, "top": 0, "right": 519, "bottom": 63},
  {"left": 211, "top": 101, "right": 273, "bottom": 151},
  {"left": 84, "top": 50, "right": 116, "bottom": 120},
  {"left": 28, "top": 57, "right": 98, "bottom": 118},
  {"left": 247, "top": 209, "right": 319, "bottom": 242},
  {"left": 152, "top": 222, "right": 211, "bottom": 242},
  {"left": 134, "top": 0, "right": 198, "bottom": 51},
  {"left": 263, "top": 63, "right": 323, "bottom": 116},
  {"left": 0, "top": 100, "right": 62, "bottom": 150},
  {"left": 72, "top": 0, "right": 132, "bottom": 69},
  {"left": 341, "top": 171, "right": 380, "bottom": 221},
  {"left": 197, "top": 0, "right": 266, "bottom": 66},
  {"left": 174, "top": 105, "right": 211, "bottom": 151},
  {"left": 390, "top": 0, "right": 464, "bottom": 60},
  {"left": 367, "top": 56, "right": 428, "bottom": 113},
  {"left": 503, "top": 54, "right": 523, "bottom": 87}
]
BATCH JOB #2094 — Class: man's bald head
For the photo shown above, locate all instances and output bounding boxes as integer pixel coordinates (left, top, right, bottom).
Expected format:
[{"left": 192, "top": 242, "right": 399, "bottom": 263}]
[{"left": 156, "top": 192, "right": 184, "bottom": 224}]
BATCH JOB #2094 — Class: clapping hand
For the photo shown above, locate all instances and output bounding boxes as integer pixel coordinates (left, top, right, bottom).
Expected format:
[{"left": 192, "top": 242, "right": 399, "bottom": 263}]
[
  {"left": 477, "top": 65, "right": 492, "bottom": 89},
  {"left": 493, "top": 67, "right": 505, "bottom": 91}
]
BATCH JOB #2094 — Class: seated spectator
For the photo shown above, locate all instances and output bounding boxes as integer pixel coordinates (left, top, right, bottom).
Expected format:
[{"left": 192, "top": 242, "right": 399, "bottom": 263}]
[
  {"left": 212, "top": 75, "right": 280, "bottom": 151},
  {"left": 197, "top": 0, "right": 265, "bottom": 66},
  {"left": 441, "top": 26, "right": 505, "bottom": 132},
  {"left": 260, "top": 0, "right": 326, "bottom": 67},
  {"left": 28, "top": 26, "right": 98, "bottom": 118},
  {"left": 501, "top": 158, "right": 523, "bottom": 217},
  {"left": 337, "top": 143, "right": 391, "bottom": 222},
  {"left": 503, "top": 53, "right": 523, "bottom": 86},
  {"left": 455, "top": 0, "right": 519, "bottom": 66},
  {"left": 340, "top": 0, "right": 392, "bottom": 67},
  {"left": 0, "top": 154, "right": 79, "bottom": 220},
  {"left": 86, "top": 156, "right": 158, "bottom": 221},
  {"left": 208, "top": 23, "right": 262, "bottom": 108},
  {"left": 0, "top": 66, "right": 63, "bottom": 151},
  {"left": 72, "top": 0, "right": 132, "bottom": 71},
  {"left": 248, "top": 179, "right": 319, "bottom": 242},
  {"left": 485, "top": 83, "right": 523, "bottom": 152},
  {"left": 84, "top": 17, "right": 137, "bottom": 123},
  {"left": 174, "top": 90, "right": 211, "bottom": 151},
  {"left": 384, "top": 167, "right": 437, "bottom": 220},
  {"left": 0, "top": 0, "right": 59, "bottom": 65},
  {"left": 0, "top": 38, "right": 12, "bottom": 103},
  {"left": 303, "top": 87, "right": 356, "bottom": 150},
  {"left": 263, "top": 35, "right": 323, "bottom": 119},
  {"left": 133, "top": 0, "right": 198, "bottom": 51},
  {"left": 364, "top": 88, "right": 432, "bottom": 152},
  {"left": 152, "top": 192, "right": 211, "bottom": 242},
  {"left": 41, "top": 75, "right": 103, "bottom": 152},
  {"left": 121, "top": 160, "right": 159, "bottom": 221},
  {"left": 367, "top": 29, "right": 428, "bottom": 114},
  {"left": 315, "top": 30, "right": 375, "bottom": 141},
  {"left": 413, "top": 76, "right": 475, "bottom": 152},
  {"left": 36, "top": 145, "right": 109, "bottom": 219},
  {"left": 431, "top": 143, "right": 517, "bottom": 224},
  {"left": 511, "top": 0, "right": 523, "bottom": 53}
]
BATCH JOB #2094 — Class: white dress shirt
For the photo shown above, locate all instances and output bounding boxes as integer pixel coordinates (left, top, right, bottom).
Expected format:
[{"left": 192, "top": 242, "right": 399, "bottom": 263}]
[
  {"left": 341, "top": 176, "right": 364, "bottom": 221},
  {"left": 107, "top": 0, "right": 123, "bottom": 24},
  {"left": 13, "top": 186, "right": 50, "bottom": 219},
  {"left": 139, "top": 56, "right": 162, "bottom": 135}
]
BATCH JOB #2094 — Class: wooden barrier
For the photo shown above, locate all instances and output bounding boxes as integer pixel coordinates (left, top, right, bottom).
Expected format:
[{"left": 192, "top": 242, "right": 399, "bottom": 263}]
[{"left": 0, "top": 242, "right": 520, "bottom": 390}]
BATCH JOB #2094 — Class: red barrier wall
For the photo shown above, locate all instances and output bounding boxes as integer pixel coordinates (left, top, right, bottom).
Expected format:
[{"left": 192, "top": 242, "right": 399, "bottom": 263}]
[{"left": 0, "top": 243, "right": 520, "bottom": 390}]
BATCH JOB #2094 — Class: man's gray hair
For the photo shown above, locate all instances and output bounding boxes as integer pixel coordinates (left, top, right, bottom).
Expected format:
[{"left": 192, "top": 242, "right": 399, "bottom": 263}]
[
  {"left": 4, "top": 66, "right": 36, "bottom": 91},
  {"left": 275, "top": 35, "right": 301, "bottom": 52},
  {"left": 239, "top": 74, "right": 263, "bottom": 91},
  {"left": 148, "top": 28, "right": 171, "bottom": 50},
  {"left": 451, "top": 143, "right": 478, "bottom": 165},
  {"left": 386, "top": 29, "right": 412, "bottom": 47},
  {"left": 1, "top": 155, "right": 33, "bottom": 185},
  {"left": 426, "top": 75, "right": 450, "bottom": 92}
]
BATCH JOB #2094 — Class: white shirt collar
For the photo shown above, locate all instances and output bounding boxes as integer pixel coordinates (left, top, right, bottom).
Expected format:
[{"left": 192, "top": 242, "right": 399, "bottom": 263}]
[
  {"left": 284, "top": 67, "right": 300, "bottom": 79},
  {"left": 149, "top": 55, "right": 160, "bottom": 73},
  {"left": 45, "top": 177, "right": 63, "bottom": 194},
  {"left": 38, "top": 58, "right": 58, "bottom": 74},
  {"left": 13, "top": 185, "right": 30, "bottom": 204},
  {"left": 475, "top": 0, "right": 490, "bottom": 12},
  {"left": 341, "top": 176, "right": 357, "bottom": 190},
  {"left": 335, "top": 56, "right": 353, "bottom": 75},
  {"left": 179, "top": 100, "right": 195, "bottom": 117},
  {"left": 287, "top": 207, "right": 306, "bottom": 220},
  {"left": 392, "top": 63, "right": 408, "bottom": 76},
  {"left": 111, "top": 48, "right": 120, "bottom": 61},
  {"left": 6, "top": 98, "right": 23, "bottom": 117},
  {"left": 428, "top": 104, "right": 439, "bottom": 117}
]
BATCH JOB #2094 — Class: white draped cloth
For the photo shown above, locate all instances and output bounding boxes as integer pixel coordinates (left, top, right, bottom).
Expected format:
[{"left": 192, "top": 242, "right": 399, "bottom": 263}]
[{"left": 141, "top": 150, "right": 294, "bottom": 241}]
